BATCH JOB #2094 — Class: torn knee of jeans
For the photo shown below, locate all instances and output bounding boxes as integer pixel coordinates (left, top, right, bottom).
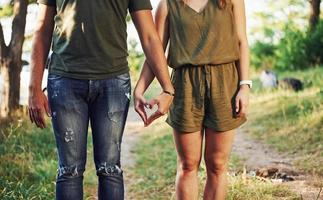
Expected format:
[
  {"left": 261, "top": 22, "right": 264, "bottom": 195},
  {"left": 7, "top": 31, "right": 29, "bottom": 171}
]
[
  {"left": 107, "top": 111, "right": 124, "bottom": 123},
  {"left": 57, "top": 165, "right": 82, "bottom": 178},
  {"left": 64, "top": 128, "right": 75, "bottom": 143},
  {"left": 97, "top": 163, "right": 123, "bottom": 176}
]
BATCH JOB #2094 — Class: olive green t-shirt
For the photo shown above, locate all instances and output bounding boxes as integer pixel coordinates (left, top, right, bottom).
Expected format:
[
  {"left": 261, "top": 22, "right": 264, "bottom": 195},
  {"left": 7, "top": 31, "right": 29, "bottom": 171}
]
[{"left": 38, "top": 0, "right": 152, "bottom": 79}]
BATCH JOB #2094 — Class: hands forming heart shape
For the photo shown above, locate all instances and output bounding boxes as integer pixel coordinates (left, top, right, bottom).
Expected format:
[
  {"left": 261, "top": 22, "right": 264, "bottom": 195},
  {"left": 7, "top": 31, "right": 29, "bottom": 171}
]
[{"left": 134, "top": 92, "right": 174, "bottom": 127}]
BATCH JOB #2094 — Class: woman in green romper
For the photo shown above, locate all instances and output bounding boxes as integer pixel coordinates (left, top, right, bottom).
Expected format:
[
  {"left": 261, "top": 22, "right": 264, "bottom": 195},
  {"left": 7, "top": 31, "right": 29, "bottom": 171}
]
[{"left": 134, "top": 0, "right": 251, "bottom": 199}]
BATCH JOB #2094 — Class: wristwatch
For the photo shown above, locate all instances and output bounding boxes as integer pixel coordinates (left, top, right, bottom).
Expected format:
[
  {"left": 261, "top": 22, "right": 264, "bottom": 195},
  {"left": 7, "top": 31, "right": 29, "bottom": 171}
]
[{"left": 239, "top": 80, "right": 253, "bottom": 89}]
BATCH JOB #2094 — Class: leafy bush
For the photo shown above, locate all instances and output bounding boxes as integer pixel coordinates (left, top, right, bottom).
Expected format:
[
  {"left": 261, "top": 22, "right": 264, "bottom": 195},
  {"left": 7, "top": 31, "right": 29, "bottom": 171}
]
[
  {"left": 250, "top": 41, "right": 276, "bottom": 70},
  {"left": 251, "top": 20, "right": 323, "bottom": 71},
  {"left": 274, "top": 26, "right": 308, "bottom": 70}
]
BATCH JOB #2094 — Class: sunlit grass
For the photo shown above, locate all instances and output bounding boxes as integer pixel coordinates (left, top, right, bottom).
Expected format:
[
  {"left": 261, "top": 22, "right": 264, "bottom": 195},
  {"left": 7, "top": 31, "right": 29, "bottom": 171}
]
[
  {"left": 0, "top": 119, "right": 56, "bottom": 199},
  {"left": 0, "top": 117, "right": 98, "bottom": 199}
]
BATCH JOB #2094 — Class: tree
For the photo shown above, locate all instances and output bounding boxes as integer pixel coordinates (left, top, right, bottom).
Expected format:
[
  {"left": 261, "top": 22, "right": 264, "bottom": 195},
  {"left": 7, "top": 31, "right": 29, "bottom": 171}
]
[
  {"left": 250, "top": 0, "right": 307, "bottom": 44},
  {"left": 0, "top": 0, "right": 28, "bottom": 118},
  {"left": 309, "top": 0, "right": 321, "bottom": 30}
]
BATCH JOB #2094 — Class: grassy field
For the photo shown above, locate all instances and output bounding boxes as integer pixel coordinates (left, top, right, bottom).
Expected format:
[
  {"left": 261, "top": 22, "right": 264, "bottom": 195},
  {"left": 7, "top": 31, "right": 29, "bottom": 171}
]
[
  {"left": 0, "top": 118, "right": 98, "bottom": 199},
  {"left": 127, "top": 120, "right": 299, "bottom": 200},
  {"left": 247, "top": 66, "right": 323, "bottom": 176}
]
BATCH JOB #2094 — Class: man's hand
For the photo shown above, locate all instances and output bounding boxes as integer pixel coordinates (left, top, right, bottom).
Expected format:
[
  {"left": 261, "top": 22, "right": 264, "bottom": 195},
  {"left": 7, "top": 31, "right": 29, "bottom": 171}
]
[
  {"left": 146, "top": 92, "right": 173, "bottom": 126},
  {"left": 134, "top": 92, "right": 149, "bottom": 125},
  {"left": 28, "top": 89, "right": 51, "bottom": 129},
  {"left": 235, "top": 85, "right": 250, "bottom": 117}
]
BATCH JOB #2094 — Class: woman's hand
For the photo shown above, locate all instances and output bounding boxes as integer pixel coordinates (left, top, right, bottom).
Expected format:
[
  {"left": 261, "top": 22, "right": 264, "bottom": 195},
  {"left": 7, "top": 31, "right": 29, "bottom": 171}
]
[
  {"left": 134, "top": 90, "right": 174, "bottom": 126},
  {"left": 235, "top": 85, "right": 250, "bottom": 117},
  {"left": 146, "top": 92, "right": 174, "bottom": 126}
]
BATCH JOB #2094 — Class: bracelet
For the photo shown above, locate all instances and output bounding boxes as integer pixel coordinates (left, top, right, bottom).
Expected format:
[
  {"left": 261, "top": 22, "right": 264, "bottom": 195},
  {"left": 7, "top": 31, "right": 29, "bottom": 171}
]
[{"left": 163, "top": 90, "right": 175, "bottom": 96}]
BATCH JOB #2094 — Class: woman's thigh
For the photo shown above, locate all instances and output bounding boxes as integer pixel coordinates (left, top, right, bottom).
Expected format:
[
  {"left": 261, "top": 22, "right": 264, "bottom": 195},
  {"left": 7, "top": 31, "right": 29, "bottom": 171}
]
[
  {"left": 173, "top": 130, "right": 204, "bottom": 168},
  {"left": 204, "top": 129, "right": 235, "bottom": 170}
]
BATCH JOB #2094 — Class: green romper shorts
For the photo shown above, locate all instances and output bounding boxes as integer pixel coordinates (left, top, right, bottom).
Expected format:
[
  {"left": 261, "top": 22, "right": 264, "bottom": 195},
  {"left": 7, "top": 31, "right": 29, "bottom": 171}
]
[{"left": 166, "top": 62, "right": 247, "bottom": 133}]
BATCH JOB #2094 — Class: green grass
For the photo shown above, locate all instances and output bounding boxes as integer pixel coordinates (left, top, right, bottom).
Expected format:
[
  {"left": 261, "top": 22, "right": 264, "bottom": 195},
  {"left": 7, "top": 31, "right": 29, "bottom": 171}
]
[
  {"left": 0, "top": 120, "right": 56, "bottom": 199},
  {"left": 247, "top": 66, "right": 323, "bottom": 175},
  {"left": 0, "top": 118, "right": 98, "bottom": 199},
  {"left": 128, "top": 120, "right": 299, "bottom": 200}
]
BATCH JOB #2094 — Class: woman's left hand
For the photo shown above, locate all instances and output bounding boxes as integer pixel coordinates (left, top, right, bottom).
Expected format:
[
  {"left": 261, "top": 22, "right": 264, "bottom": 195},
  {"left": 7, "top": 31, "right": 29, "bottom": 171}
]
[
  {"left": 235, "top": 85, "right": 250, "bottom": 117},
  {"left": 146, "top": 92, "right": 174, "bottom": 126}
]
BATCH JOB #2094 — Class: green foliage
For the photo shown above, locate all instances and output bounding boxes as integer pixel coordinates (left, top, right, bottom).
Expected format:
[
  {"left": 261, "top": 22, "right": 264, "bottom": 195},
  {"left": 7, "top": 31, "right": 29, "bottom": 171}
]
[
  {"left": 249, "top": 0, "right": 323, "bottom": 71},
  {"left": 274, "top": 25, "right": 308, "bottom": 70},
  {"left": 251, "top": 41, "right": 276, "bottom": 70},
  {"left": 0, "top": 1, "right": 37, "bottom": 17},
  {"left": 305, "top": 21, "right": 323, "bottom": 65},
  {"left": 251, "top": 21, "right": 323, "bottom": 71},
  {"left": 0, "top": 4, "right": 13, "bottom": 17},
  {"left": 250, "top": 0, "right": 307, "bottom": 43},
  {"left": 127, "top": 39, "right": 145, "bottom": 76}
]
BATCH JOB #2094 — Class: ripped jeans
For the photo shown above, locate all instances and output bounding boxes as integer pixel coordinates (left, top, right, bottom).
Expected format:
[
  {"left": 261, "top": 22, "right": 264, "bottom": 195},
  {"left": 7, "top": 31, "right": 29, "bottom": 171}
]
[{"left": 47, "top": 72, "right": 131, "bottom": 200}]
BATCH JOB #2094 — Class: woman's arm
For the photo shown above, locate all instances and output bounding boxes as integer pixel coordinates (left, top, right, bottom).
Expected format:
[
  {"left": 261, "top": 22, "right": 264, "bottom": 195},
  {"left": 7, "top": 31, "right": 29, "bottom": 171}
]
[
  {"left": 232, "top": 0, "right": 250, "bottom": 117},
  {"left": 135, "top": 0, "right": 170, "bottom": 96},
  {"left": 131, "top": 8, "right": 172, "bottom": 94},
  {"left": 133, "top": 0, "right": 171, "bottom": 125}
]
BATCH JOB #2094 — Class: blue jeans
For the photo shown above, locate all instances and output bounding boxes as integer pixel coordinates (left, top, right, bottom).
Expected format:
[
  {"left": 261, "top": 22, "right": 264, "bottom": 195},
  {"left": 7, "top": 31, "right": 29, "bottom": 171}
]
[{"left": 47, "top": 72, "right": 131, "bottom": 200}]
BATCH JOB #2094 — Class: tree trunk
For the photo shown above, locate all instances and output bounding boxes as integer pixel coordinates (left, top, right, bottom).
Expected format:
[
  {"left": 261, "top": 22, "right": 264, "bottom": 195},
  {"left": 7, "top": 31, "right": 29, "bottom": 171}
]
[
  {"left": 0, "top": 59, "right": 22, "bottom": 117},
  {"left": 0, "top": 0, "right": 27, "bottom": 118},
  {"left": 309, "top": 0, "right": 321, "bottom": 30}
]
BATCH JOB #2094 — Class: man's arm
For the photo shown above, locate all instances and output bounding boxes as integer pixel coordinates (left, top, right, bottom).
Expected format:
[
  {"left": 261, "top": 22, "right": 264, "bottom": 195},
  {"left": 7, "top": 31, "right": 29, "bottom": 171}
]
[
  {"left": 131, "top": 5, "right": 173, "bottom": 125},
  {"left": 28, "top": 4, "right": 56, "bottom": 128},
  {"left": 131, "top": 10, "right": 173, "bottom": 93}
]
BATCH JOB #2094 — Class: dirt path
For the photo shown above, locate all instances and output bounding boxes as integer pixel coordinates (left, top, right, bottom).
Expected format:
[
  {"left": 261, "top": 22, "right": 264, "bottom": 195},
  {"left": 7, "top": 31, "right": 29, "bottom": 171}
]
[
  {"left": 233, "top": 129, "right": 322, "bottom": 200},
  {"left": 121, "top": 107, "right": 146, "bottom": 199}
]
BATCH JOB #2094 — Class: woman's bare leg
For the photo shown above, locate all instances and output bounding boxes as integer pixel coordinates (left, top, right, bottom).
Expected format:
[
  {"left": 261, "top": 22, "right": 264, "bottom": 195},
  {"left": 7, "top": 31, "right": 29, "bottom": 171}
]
[
  {"left": 203, "top": 129, "right": 235, "bottom": 200},
  {"left": 173, "top": 130, "right": 203, "bottom": 200}
]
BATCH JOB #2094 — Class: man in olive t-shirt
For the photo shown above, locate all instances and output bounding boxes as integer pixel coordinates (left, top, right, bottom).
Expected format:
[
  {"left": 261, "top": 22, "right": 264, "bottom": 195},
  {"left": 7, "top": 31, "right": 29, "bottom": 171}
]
[{"left": 28, "top": 0, "right": 174, "bottom": 199}]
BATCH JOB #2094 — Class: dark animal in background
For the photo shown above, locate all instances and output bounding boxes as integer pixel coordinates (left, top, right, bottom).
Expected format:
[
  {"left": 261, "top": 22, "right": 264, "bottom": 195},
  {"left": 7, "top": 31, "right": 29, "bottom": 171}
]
[
  {"left": 278, "top": 78, "right": 303, "bottom": 92},
  {"left": 259, "top": 70, "right": 303, "bottom": 92}
]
